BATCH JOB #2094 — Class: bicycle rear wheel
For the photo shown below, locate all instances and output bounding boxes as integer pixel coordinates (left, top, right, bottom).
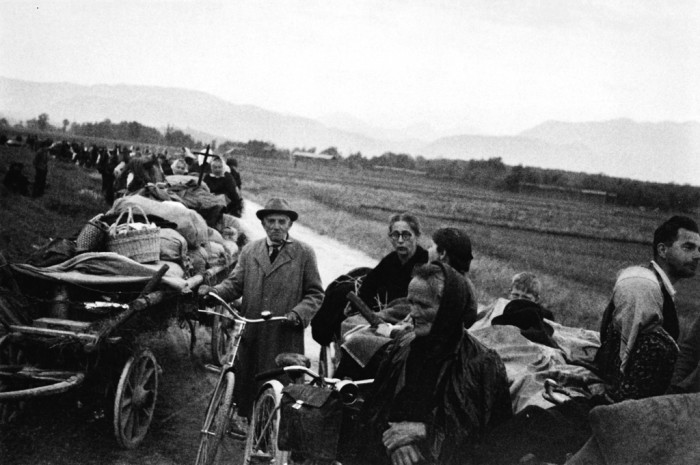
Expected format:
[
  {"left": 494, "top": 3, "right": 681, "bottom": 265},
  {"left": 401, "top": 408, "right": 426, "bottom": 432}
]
[
  {"left": 243, "top": 381, "right": 289, "bottom": 465},
  {"left": 195, "top": 371, "right": 235, "bottom": 465}
]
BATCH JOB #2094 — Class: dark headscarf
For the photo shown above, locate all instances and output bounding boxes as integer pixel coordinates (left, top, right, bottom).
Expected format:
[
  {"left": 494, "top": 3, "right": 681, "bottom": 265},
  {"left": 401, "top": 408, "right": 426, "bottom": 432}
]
[
  {"left": 361, "top": 262, "right": 511, "bottom": 464},
  {"left": 367, "top": 261, "right": 474, "bottom": 424}
]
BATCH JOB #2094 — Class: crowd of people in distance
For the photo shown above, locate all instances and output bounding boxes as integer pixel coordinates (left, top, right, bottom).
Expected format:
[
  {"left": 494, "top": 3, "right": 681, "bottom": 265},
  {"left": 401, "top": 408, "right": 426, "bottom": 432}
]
[
  {"left": 1, "top": 134, "right": 244, "bottom": 218},
  {"left": 2, "top": 138, "right": 52, "bottom": 198},
  {"left": 201, "top": 201, "right": 700, "bottom": 465}
]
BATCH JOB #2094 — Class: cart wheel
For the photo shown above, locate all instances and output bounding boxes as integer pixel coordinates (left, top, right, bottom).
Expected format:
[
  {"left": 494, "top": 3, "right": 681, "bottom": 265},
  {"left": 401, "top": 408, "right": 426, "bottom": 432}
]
[
  {"left": 194, "top": 371, "right": 236, "bottom": 465},
  {"left": 113, "top": 348, "right": 158, "bottom": 449},
  {"left": 244, "top": 380, "right": 289, "bottom": 465},
  {"left": 210, "top": 307, "right": 233, "bottom": 366},
  {"left": 0, "top": 337, "right": 26, "bottom": 425}
]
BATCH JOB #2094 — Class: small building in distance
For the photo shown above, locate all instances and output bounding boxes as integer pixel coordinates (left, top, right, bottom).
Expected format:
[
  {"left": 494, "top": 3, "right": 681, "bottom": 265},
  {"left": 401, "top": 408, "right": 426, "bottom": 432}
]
[
  {"left": 291, "top": 150, "right": 339, "bottom": 167},
  {"left": 520, "top": 182, "right": 617, "bottom": 204},
  {"left": 372, "top": 165, "right": 427, "bottom": 176}
]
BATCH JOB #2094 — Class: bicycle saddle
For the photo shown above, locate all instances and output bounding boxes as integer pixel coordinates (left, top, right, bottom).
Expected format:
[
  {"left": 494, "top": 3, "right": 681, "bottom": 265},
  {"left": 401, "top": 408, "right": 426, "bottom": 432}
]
[{"left": 275, "top": 352, "right": 311, "bottom": 368}]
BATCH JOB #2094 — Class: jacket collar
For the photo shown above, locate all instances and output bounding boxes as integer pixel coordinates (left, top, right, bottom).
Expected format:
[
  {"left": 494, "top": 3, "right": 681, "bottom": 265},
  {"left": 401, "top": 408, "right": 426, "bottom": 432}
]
[
  {"left": 650, "top": 260, "right": 676, "bottom": 299},
  {"left": 256, "top": 237, "right": 294, "bottom": 275}
]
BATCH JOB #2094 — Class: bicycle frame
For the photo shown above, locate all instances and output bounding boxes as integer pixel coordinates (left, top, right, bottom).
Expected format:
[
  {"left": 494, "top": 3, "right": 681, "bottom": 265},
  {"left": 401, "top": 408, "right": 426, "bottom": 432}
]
[
  {"left": 194, "top": 293, "right": 287, "bottom": 465},
  {"left": 198, "top": 293, "right": 287, "bottom": 411}
]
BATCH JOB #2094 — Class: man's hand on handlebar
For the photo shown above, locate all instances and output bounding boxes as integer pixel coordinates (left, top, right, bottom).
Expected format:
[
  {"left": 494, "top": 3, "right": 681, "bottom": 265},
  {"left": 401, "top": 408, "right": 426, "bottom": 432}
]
[
  {"left": 197, "top": 285, "right": 219, "bottom": 307},
  {"left": 283, "top": 311, "right": 302, "bottom": 327}
]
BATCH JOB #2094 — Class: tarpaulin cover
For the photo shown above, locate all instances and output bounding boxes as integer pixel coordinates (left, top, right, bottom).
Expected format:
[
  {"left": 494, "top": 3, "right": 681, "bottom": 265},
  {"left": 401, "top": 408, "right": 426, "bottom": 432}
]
[
  {"left": 566, "top": 393, "right": 700, "bottom": 465},
  {"left": 470, "top": 298, "right": 603, "bottom": 413},
  {"left": 340, "top": 313, "right": 392, "bottom": 368},
  {"left": 11, "top": 252, "right": 187, "bottom": 291},
  {"left": 110, "top": 195, "right": 209, "bottom": 247}
]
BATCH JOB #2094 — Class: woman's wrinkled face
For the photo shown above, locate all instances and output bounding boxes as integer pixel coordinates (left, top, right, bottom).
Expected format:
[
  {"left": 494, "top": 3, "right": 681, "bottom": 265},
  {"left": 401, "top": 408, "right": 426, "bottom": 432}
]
[
  {"left": 389, "top": 220, "right": 418, "bottom": 263},
  {"left": 408, "top": 278, "right": 441, "bottom": 337}
]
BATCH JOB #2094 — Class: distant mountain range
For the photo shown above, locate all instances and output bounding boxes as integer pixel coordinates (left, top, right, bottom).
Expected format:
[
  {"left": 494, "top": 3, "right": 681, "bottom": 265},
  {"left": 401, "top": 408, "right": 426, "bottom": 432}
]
[{"left": 1, "top": 76, "right": 698, "bottom": 185}]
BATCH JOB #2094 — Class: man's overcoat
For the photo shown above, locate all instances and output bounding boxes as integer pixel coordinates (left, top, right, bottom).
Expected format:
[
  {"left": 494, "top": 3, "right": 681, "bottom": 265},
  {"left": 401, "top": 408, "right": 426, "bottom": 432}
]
[{"left": 214, "top": 236, "right": 324, "bottom": 416}]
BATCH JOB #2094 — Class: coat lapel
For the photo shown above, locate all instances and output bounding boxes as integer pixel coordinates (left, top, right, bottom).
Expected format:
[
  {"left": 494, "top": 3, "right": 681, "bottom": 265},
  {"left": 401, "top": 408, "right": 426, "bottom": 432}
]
[{"left": 253, "top": 239, "right": 294, "bottom": 276}]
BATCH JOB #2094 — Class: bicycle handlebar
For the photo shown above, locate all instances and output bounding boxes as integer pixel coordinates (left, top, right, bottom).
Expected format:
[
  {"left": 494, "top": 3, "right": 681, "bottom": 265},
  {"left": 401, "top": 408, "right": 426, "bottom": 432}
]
[
  {"left": 254, "top": 364, "right": 373, "bottom": 387},
  {"left": 255, "top": 365, "right": 373, "bottom": 406},
  {"left": 199, "top": 293, "right": 288, "bottom": 324}
]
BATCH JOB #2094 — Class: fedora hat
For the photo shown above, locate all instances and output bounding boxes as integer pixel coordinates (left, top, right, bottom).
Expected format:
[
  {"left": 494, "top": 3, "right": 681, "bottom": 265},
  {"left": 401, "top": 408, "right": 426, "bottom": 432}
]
[{"left": 256, "top": 198, "right": 298, "bottom": 221}]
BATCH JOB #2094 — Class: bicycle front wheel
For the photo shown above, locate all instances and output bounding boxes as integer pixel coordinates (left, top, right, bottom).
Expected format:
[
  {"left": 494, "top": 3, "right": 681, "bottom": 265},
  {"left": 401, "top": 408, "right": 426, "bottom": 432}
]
[
  {"left": 195, "top": 371, "right": 235, "bottom": 465},
  {"left": 243, "top": 381, "right": 289, "bottom": 465}
]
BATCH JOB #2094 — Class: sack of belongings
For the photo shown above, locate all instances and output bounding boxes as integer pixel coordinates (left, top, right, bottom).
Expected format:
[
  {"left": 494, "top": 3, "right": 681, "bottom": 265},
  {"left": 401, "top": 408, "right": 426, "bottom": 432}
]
[
  {"left": 76, "top": 214, "right": 110, "bottom": 253},
  {"left": 111, "top": 195, "right": 209, "bottom": 248},
  {"left": 159, "top": 228, "right": 188, "bottom": 264}
]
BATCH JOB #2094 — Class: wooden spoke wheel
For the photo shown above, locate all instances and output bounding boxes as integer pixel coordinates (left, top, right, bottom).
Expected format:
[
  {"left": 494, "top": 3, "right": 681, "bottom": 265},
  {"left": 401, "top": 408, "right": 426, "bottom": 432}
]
[
  {"left": 113, "top": 348, "right": 158, "bottom": 449},
  {"left": 210, "top": 307, "right": 233, "bottom": 366},
  {"left": 194, "top": 371, "right": 236, "bottom": 465},
  {"left": 244, "top": 381, "right": 288, "bottom": 465},
  {"left": 0, "top": 337, "right": 26, "bottom": 425}
]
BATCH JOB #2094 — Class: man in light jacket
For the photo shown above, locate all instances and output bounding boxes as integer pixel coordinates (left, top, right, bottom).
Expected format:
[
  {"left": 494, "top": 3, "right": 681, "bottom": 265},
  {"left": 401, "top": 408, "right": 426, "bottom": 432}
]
[{"left": 199, "top": 198, "right": 324, "bottom": 422}]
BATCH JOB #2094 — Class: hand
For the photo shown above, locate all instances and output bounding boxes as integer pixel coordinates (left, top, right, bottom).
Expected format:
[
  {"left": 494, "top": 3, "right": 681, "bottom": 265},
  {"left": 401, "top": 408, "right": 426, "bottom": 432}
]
[
  {"left": 389, "top": 444, "right": 424, "bottom": 465},
  {"left": 382, "top": 422, "right": 427, "bottom": 453},
  {"left": 283, "top": 312, "right": 302, "bottom": 327},
  {"left": 197, "top": 285, "right": 212, "bottom": 297},
  {"left": 376, "top": 322, "right": 395, "bottom": 338},
  {"left": 197, "top": 286, "right": 218, "bottom": 307}
]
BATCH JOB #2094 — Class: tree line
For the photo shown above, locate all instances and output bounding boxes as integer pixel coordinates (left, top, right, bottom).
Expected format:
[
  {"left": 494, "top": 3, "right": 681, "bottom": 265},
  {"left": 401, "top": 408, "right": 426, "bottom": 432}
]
[
  {"left": 3, "top": 114, "right": 203, "bottom": 148},
  {"left": 4, "top": 114, "right": 698, "bottom": 212}
]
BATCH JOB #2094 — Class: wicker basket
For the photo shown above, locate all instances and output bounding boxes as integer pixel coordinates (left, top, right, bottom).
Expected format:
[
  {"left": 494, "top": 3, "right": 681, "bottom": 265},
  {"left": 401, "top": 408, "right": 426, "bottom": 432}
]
[
  {"left": 106, "top": 206, "right": 160, "bottom": 263},
  {"left": 76, "top": 214, "right": 109, "bottom": 252}
]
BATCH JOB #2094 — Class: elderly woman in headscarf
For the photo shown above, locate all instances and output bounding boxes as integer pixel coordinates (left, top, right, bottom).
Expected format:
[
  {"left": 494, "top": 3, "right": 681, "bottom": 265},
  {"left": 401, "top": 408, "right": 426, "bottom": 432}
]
[
  {"left": 357, "top": 262, "right": 512, "bottom": 465},
  {"left": 203, "top": 156, "right": 242, "bottom": 217}
]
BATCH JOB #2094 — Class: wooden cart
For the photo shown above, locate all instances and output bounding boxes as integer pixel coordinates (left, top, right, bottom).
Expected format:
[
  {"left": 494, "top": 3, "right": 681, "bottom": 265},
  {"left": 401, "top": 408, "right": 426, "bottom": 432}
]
[{"left": 0, "top": 260, "right": 233, "bottom": 449}]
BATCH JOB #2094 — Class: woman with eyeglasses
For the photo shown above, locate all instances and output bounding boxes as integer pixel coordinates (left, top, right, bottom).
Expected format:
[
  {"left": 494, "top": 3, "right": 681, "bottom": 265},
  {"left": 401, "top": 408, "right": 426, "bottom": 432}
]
[{"left": 357, "top": 212, "right": 429, "bottom": 312}]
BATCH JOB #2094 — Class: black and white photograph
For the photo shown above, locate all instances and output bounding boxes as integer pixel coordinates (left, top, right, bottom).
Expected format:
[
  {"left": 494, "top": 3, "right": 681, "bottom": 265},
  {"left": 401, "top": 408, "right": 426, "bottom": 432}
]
[{"left": 1, "top": 1, "right": 699, "bottom": 464}]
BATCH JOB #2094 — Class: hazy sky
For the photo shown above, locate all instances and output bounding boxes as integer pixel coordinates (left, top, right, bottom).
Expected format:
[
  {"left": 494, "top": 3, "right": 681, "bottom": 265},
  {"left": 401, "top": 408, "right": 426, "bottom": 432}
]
[{"left": 1, "top": 0, "right": 699, "bottom": 135}]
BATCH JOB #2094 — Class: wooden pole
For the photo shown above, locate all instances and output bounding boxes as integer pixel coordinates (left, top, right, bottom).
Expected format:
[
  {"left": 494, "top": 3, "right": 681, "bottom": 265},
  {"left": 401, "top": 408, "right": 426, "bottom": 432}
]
[
  {"left": 196, "top": 144, "right": 211, "bottom": 187},
  {"left": 84, "top": 265, "right": 169, "bottom": 352},
  {"left": 346, "top": 292, "right": 382, "bottom": 327}
]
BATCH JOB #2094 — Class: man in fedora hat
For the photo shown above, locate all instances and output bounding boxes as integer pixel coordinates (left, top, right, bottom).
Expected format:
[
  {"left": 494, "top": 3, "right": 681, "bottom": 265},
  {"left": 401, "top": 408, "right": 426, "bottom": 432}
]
[{"left": 199, "top": 198, "right": 323, "bottom": 426}]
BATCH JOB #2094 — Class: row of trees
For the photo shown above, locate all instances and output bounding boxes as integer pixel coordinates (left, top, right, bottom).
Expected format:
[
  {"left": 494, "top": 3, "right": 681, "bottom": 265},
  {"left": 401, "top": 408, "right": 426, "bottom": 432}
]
[
  {"left": 3, "top": 114, "right": 204, "bottom": 149},
  {"left": 5, "top": 114, "right": 698, "bottom": 212},
  {"left": 329, "top": 150, "right": 700, "bottom": 212}
]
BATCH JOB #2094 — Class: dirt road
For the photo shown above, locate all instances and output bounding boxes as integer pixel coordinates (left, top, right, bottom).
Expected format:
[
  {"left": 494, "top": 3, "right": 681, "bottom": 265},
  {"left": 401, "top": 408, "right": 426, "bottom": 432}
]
[{"left": 1, "top": 200, "right": 376, "bottom": 465}]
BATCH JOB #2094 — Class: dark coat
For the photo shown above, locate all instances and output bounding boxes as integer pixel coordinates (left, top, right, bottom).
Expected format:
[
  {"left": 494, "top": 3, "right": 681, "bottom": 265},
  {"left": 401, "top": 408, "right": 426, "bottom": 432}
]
[
  {"left": 360, "top": 263, "right": 512, "bottom": 464},
  {"left": 357, "top": 246, "right": 429, "bottom": 311},
  {"left": 213, "top": 236, "right": 324, "bottom": 416}
]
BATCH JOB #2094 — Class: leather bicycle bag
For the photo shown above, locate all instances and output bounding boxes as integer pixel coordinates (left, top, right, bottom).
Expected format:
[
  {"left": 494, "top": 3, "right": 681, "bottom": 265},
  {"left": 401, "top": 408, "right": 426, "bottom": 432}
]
[{"left": 278, "top": 384, "right": 343, "bottom": 460}]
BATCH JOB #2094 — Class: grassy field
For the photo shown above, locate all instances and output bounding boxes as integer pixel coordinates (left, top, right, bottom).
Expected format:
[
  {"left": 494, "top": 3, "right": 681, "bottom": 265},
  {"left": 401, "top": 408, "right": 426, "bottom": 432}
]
[
  {"left": 1, "top": 146, "right": 698, "bottom": 332},
  {"left": 238, "top": 156, "right": 700, "bottom": 332},
  {"left": 0, "top": 146, "right": 105, "bottom": 261}
]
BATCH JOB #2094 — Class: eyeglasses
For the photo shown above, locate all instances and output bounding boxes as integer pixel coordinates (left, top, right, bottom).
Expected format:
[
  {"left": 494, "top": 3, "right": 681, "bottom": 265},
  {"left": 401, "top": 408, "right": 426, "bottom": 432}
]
[{"left": 389, "top": 231, "right": 414, "bottom": 241}]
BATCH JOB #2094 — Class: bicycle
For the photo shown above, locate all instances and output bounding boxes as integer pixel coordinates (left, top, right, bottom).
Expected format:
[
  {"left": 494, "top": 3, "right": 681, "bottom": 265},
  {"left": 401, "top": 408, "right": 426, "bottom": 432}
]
[
  {"left": 194, "top": 293, "right": 287, "bottom": 465},
  {"left": 243, "top": 363, "right": 373, "bottom": 465}
]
